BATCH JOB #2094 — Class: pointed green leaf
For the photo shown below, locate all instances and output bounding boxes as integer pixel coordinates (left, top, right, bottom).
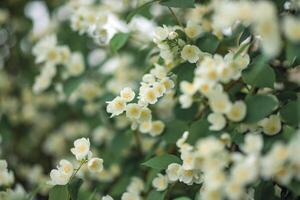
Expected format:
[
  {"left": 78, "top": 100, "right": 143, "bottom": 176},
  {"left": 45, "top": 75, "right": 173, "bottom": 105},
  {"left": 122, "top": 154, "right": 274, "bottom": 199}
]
[
  {"left": 110, "top": 32, "right": 130, "bottom": 53},
  {"left": 243, "top": 95, "right": 278, "bottom": 123},
  {"left": 142, "top": 154, "right": 182, "bottom": 170},
  {"left": 49, "top": 185, "right": 69, "bottom": 200}
]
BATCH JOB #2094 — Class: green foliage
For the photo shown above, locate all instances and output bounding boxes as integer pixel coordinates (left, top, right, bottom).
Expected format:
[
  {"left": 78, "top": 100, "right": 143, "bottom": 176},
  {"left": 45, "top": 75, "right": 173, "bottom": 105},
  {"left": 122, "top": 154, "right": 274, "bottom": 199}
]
[
  {"left": 142, "top": 154, "right": 182, "bottom": 170},
  {"left": 159, "top": 0, "right": 195, "bottom": 8},
  {"left": 146, "top": 190, "right": 166, "bottom": 200},
  {"left": 110, "top": 176, "right": 131, "bottom": 196},
  {"left": 174, "top": 103, "right": 198, "bottom": 121},
  {"left": 254, "top": 181, "right": 278, "bottom": 200},
  {"left": 286, "top": 42, "right": 300, "bottom": 67},
  {"left": 242, "top": 56, "right": 276, "bottom": 88},
  {"left": 68, "top": 178, "right": 83, "bottom": 200},
  {"left": 63, "top": 76, "right": 85, "bottom": 97},
  {"left": 287, "top": 181, "right": 300, "bottom": 196},
  {"left": 243, "top": 95, "right": 279, "bottom": 123},
  {"left": 126, "top": 0, "right": 158, "bottom": 22},
  {"left": 49, "top": 185, "right": 69, "bottom": 200},
  {"left": 163, "top": 120, "right": 188, "bottom": 144},
  {"left": 188, "top": 118, "right": 220, "bottom": 144},
  {"left": 196, "top": 33, "right": 220, "bottom": 54},
  {"left": 174, "top": 197, "right": 192, "bottom": 200},
  {"left": 110, "top": 32, "right": 130, "bottom": 53},
  {"left": 280, "top": 99, "right": 300, "bottom": 126}
]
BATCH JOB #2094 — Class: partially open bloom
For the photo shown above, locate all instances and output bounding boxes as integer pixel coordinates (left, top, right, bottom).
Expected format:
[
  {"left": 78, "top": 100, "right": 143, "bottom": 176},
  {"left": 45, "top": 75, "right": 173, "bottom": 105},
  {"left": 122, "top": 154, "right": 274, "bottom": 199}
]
[
  {"left": 226, "top": 101, "right": 247, "bottom": 122},
  {"left": 181, "top": 45, "right": 201, "bottom": 63},
  {"left": 208, "top": 113, "right": 226, "bottom": 131},
  {"left": 120, "top": 87, "right": 135, "bottom": 102},
  {"left": 71, "top": 137, "right": 91, "bottom": 160},
  {"left": 106, "top": 97, "right": 127, "bottom": 117},
  {"left": 259, "top": 114, "right": 282, "bottom": 136},
  {"left": 88, "top": 158, "right": 104, "bottom": 173},
  {"left": 152, "top": 173, "right": 169, "bottom": 191},
  {"left": 49, "top": 159, "right": 73, "bottom": 185}
]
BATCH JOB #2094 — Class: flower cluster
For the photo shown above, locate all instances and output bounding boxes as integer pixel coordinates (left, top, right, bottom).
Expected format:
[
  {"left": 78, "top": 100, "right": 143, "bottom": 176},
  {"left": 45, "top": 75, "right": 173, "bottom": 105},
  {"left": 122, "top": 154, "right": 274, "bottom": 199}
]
[
  {"left": 69, "top": 1, "right": 127, "bottom": 45},
  {"left": 154, "top": 130, "right": 300, "bottom": 199},
  {"left": 49, "top": 137, "right": 103, "bottom": 185},
  {"left": 32, "top": 35, "right": 85, "bottom": 93},
  {"left": 107, "top": 64, "right": 174, "bottom": 136},
  {"left": 212, "top": 0, "right": 281, "bottom": 57},
  {"left": 179, "top": 45, "right": 250, "bottom": 131},
  {"left": 0, "top": 160, "right": 14, "bottom": 187}
]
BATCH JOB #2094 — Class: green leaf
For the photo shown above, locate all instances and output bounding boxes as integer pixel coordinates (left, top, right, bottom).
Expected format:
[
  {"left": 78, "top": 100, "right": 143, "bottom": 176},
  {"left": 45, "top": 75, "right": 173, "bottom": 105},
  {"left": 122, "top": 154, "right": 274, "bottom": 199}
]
[
  {"left": 110, "top": 130, "right": 132, "bottom": 159},
  {"left": 287, "top": 181, "right": 300, "bottom": 196},
  {"left": 162, "top": 120, "right": 188, "bottom": 144},
  {"left": 280, "top": 99, "right": 300, "bottom": 127},
  {"left": 286, "top": 42, "right": 300, "bottom": 67},
  {"left": 49, "top": 185, "right": 69, "bottom": 200},
  {"left": 110, "top": 176, "right": 131, "bottom": 196},
  {"left": 196, "top": 33, "right": 220, "bottom": 54},
  {"left": 142, "top": 154, "right": 182, "bottom": 170},
  {"left": 126, "top": 0, "right": 157, "bottom": 22},
  {"left": 110, "top": 32, "right": 130, "bottom": 53},
  {"left": 188, "top": 118, "right": 221, "bottom": 144},
  {"left": 242, "top": 56, "right": 275, "bottom": 88},
  {"left": 254, "top": 181, "right": 278, "bottom": 200},
  {"left": 68, "top": 178, "right": 83, "bottom": 200},
  {"left": 63, "top": 76, "right": 84, "bottom": 97},
  {"left": 174, "top": 197, "right": 192, "bottom": 200},
  {"left": 171, "top": 62, "right": 196, "bottom": 90},
  {"left": 159, "top": 0, "right": 195, "bottom": 8},
  {"left": 146, "top": 190, "right": 166, "bottom": 200},
  {"left": 243, "top": 95, "right": 278, "bottom": 123},
  {"left": 174, "top": 103, "right": 198, "bottom": 121}
]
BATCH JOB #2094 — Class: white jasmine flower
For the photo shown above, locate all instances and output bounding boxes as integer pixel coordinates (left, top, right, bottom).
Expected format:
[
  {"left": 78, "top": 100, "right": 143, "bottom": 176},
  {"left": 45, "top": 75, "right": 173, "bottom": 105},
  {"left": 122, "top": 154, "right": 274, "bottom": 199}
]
[
  {"left": 88, "top": 158, "right": 104, "bottom": 173},
  {"left": 106, "top": 97, "right": 127, "bottom": 117},
  {"left": 154, "top": 26, "right": 169, "bottom": 42},
  {"left": 126, "top": 103, "right": 141, "bottom": 120},
  {"left": 120, "top": 87, "right": 135, "bottom": 102},
  {"left": 66, "top": 52, "right": 85, "bottom": 77},
  {"left": 283, "top": 16, "right": 300, "bottom": 42},
  {"left": 166, "top": 163, "right": 181, "bottom": 182},
  {"left": 149, "top": 120, "right": 165, "bottom": 136},
  {"left": 49, "top": 159, "right": 73, "bottom": 185},
  {"left": 153, "top": 82, "right": 166, "bottom": 97},
  {"left": 226, "top": 101, "right": 247, "bottom": 122},
  {"left": 178, "top": 168, "right": 194, "bottom": 185},
  {"left": 0, "top": 160, "right": 14, "bottom": 186},
  {"left": 121, "top": 192, "right": 140, "bottom": 200},
  {"left": 242, "top": 134, "right": 263, "bottom": 155},
  {"left": 150, "top": 64, "right": 167, "bottom": 79},
  {"left": 71, "top": 137, "right": 91, "bottom": 160},
  {"left": 127, "top": 177, "right": 144, "bottom": 195},
  {"left": 207, "top": 113, "right": 226, "bottom": 131},
  {"left": 180, "top": 81, "right": 197, "bottom": 96},
  {"left": 179, "top": 94, "right": 193, "bottom": 109},
  {"left": 208, "top": 91, "right": 232, "bottom": 114},
  {"left": 259, "top": 114, "right": 282, "bottom": 135},
  {"left": 152, "top": 173, "right": 168, "bottom": 191},
  {"left": 102, "top": 195, "right": 114, "bottom": 200},
  {"left": 184, "top": 21, "right": 203, "bottom": 39},
  {"left": 139, "top": 121, "right": 152, "bottom": 134},
  {"left": 138, "top": 107, "right": 152, "bottom": 122},
  {"left": 176, "top": 131, "right": 189, "bottom": 148},
  {"left": 142, "top": 74, "right": 155, "bottom": 84},
  {"left": 161, "top": 77, "right": 175, "bottom": 90},
  {"left": 181, "top": 45, "right": 201, "bottom": 63},
  {"left": 141, "top": 88, "right": 158, "bottom": 104}
]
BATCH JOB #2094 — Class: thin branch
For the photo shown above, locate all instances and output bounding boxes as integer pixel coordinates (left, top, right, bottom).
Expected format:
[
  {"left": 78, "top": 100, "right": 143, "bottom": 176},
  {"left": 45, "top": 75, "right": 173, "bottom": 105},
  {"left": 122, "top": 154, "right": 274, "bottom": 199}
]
[{"left": 168, "top": 7, "right": 183, "bottom": 27}]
